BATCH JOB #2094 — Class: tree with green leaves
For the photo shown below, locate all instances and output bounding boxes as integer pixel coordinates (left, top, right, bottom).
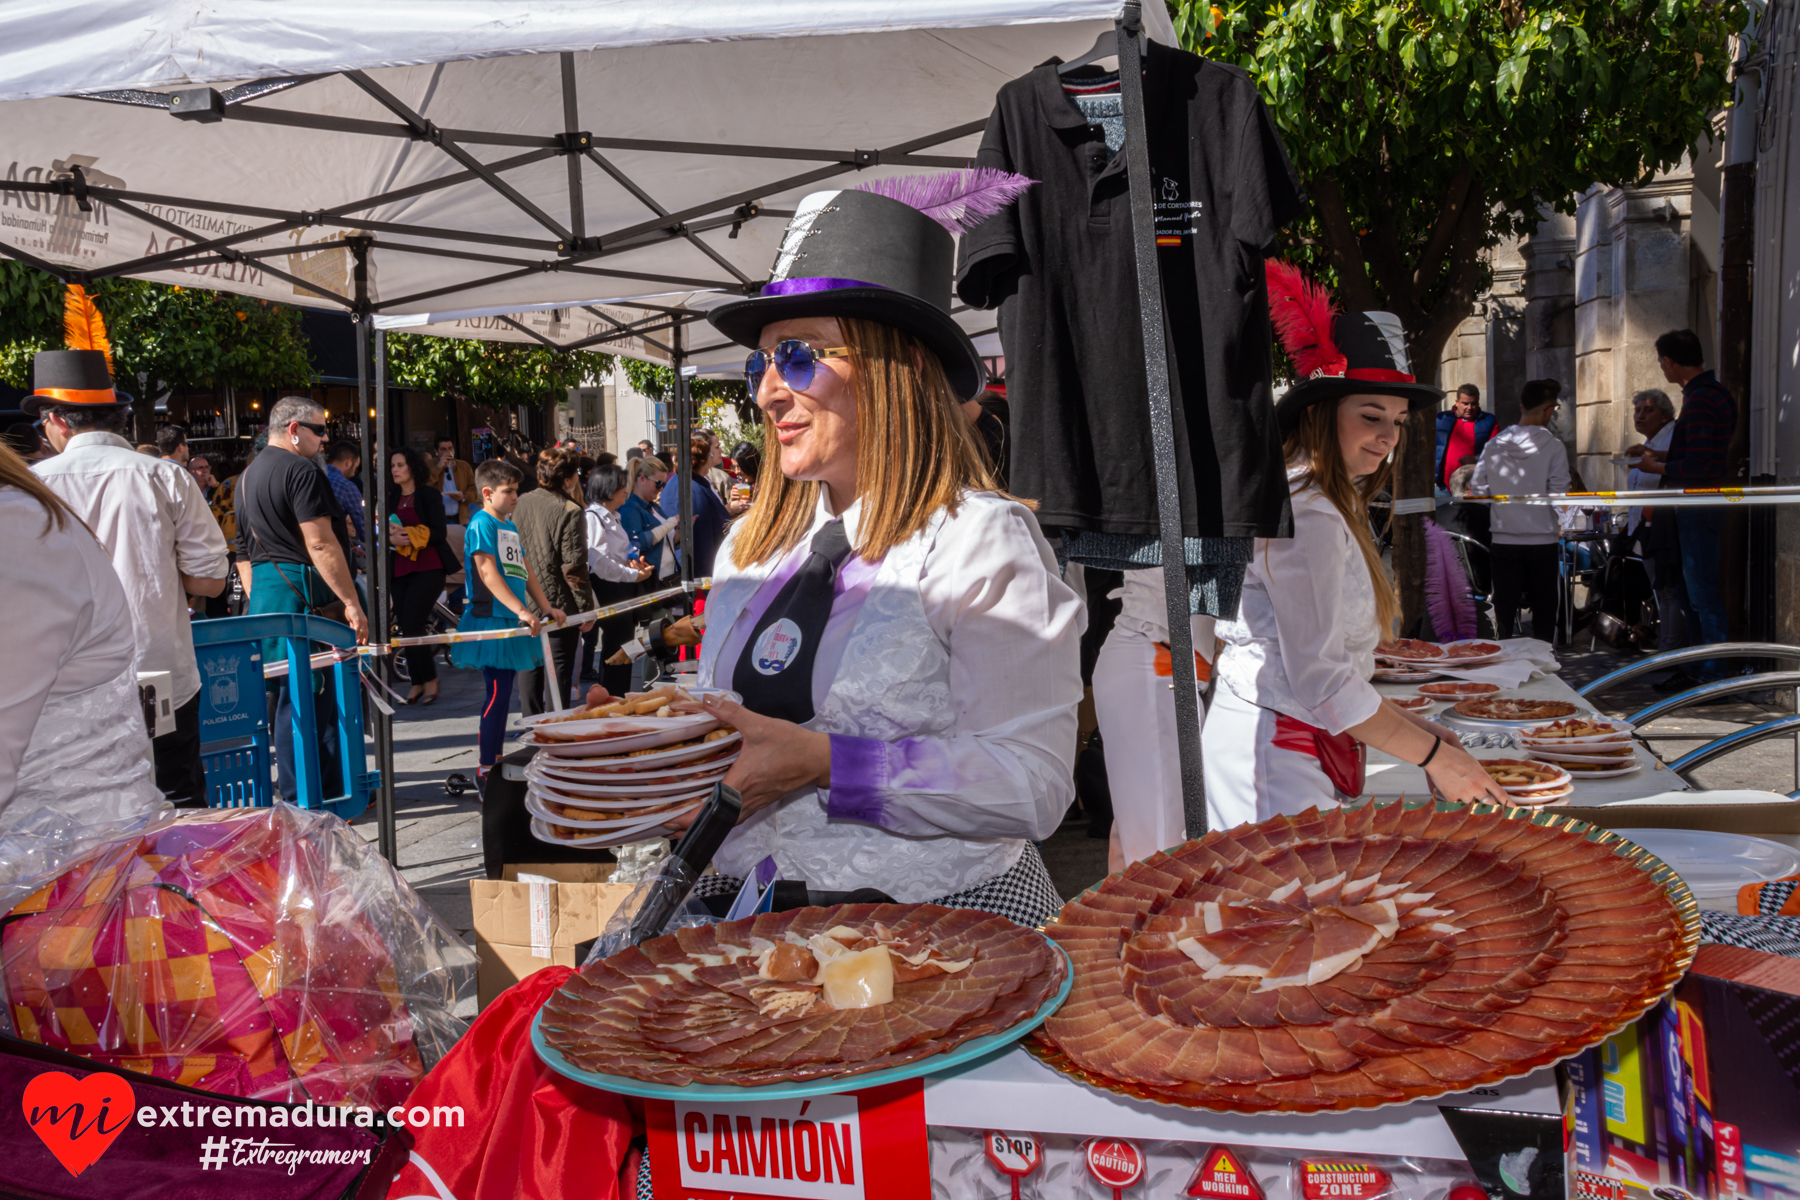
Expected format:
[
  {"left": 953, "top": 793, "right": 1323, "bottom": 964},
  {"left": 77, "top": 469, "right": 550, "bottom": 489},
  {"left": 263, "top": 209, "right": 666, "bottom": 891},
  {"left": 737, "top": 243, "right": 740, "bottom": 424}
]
[
  {"left": 621, "top": 357, "right": 754, "bottom": 438},
  {"left": 0, "top": 261, "right": 313, "bottom": 394},
  {"left": 1178, "top": 0, "right": 1744, "bottom": 629},
  {"left": 385, "top": 333, "right": 615, "bottom": 409}
]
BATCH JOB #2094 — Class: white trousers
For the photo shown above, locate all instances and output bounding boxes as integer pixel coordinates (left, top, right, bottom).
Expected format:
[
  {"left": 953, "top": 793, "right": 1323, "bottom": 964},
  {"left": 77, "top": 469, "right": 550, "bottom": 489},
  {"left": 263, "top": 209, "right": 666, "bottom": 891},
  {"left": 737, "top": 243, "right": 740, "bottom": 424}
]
[
  {"left": 1200, "top": 684, "right": 1341, "bottom": 832},
  {"left": 1092, "top": 626, "right": 1206, "bottom": 871}
]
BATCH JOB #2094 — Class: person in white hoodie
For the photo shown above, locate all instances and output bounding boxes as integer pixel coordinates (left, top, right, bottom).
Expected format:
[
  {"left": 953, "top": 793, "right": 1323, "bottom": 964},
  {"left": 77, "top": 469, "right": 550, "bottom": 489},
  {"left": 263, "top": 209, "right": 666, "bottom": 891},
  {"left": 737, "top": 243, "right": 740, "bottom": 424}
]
[{"left": 1471, "top": 379, "right": 1570, "bottom": 640}]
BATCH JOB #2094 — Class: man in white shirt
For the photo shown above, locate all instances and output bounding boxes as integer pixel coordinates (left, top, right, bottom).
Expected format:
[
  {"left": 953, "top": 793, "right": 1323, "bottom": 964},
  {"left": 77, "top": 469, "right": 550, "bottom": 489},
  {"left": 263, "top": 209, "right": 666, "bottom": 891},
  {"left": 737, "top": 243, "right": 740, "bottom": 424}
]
[
  {"left": 1470, "top": 379, "right": 1571, "bottom": 640},
  {"left": 30, "top": 358, "right": 229, "bottom": 808}
]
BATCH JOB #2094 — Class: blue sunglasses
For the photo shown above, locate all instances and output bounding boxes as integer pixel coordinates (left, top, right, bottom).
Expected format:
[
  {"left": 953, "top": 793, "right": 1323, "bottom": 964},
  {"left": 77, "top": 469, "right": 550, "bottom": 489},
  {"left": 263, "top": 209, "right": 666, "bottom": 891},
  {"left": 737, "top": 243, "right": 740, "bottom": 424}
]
[{"left": 744, "top": 339, "right": 852, "bottom": 394}]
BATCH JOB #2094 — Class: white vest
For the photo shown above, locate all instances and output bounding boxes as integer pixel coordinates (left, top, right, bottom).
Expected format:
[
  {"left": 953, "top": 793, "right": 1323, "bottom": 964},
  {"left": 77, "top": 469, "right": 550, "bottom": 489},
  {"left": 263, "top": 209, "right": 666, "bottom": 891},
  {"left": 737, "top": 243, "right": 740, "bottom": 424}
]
[{"left": 699, "top": 507, "right": 1024, "bottom": 900}]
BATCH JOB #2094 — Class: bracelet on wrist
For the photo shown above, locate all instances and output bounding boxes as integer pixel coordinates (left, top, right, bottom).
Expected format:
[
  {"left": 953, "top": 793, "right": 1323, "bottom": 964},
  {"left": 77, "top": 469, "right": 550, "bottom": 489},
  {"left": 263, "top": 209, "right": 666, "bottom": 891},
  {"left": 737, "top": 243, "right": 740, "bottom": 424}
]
[{"left": 1416, "top": 738, "right": 1441, "bottom": 769}]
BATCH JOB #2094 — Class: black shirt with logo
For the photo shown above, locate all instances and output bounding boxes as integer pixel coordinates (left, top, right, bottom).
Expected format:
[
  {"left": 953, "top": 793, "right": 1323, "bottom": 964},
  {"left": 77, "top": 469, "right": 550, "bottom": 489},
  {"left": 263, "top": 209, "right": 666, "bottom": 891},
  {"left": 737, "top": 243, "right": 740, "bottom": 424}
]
[{"left": 956, "top": 43, "right": 1306, "bottom": 540}]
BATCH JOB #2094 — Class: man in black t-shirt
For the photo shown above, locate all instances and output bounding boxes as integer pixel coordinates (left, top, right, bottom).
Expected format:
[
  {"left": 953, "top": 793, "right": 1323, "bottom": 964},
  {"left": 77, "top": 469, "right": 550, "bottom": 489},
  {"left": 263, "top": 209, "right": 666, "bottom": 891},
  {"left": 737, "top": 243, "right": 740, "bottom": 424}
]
[{"left": 236, "top": 396, "right": 367, "bottom": 803}]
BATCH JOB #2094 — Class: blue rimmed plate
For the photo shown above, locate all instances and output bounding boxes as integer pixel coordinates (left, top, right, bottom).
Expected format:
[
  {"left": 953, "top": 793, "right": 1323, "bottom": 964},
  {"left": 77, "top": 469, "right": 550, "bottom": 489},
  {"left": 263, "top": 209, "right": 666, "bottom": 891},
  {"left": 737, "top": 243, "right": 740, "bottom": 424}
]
[{"left": 530, "top": 940, "right": 1072, "bottom": 1102}]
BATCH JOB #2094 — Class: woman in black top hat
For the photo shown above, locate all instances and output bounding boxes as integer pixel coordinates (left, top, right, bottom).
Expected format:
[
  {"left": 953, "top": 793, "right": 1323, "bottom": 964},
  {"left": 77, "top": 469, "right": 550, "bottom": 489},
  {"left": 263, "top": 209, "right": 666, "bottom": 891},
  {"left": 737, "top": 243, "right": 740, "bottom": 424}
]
[
  {"left": 584, "top": 174, "right": 1083, "bottom": 925},
  {"left": 1203, "top": 264, "right": 1510, "bottom": 826}
]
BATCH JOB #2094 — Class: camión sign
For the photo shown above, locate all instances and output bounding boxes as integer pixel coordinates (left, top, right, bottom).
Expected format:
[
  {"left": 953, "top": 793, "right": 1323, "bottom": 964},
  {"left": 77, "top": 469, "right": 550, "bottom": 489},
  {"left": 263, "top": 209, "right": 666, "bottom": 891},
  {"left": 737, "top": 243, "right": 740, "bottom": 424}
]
[{"left": 646, "top": 1080, "right": 925, "bottom": 1200}]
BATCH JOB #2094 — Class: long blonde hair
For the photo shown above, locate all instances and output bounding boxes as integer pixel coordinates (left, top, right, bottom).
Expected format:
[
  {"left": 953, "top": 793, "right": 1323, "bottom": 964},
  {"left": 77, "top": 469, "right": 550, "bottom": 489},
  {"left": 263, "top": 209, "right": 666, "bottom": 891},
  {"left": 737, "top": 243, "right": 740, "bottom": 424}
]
[
  {"left": 0, "top": 438, "right": 76, "bottom": 535},
  {"left": 730, "top": 317, "right": 999, "bottom": 566},
  {"left": 1283, "top": 399, "right": 1403, "bottom": 637}
]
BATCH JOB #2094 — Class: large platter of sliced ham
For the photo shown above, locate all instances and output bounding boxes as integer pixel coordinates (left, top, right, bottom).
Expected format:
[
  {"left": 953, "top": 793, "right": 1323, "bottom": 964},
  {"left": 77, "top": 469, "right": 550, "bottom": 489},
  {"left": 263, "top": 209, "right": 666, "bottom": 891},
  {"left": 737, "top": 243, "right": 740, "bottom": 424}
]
[
  {"left": 533, "top": 903, "right": 1069, "bottom": 1097},
  {"left": 1034, "top": 800, "right": 1697, "bottom": 1114}
]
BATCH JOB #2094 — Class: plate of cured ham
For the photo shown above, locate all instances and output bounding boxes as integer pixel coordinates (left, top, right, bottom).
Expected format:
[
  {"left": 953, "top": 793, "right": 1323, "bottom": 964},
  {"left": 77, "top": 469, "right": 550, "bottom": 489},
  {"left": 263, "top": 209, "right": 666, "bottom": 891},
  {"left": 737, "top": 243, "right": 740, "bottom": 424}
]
[
  {"left": 1032, "top": 800, "right": 1697, "bottom": 1114},
  {"left": 1376, "top": 639, "right": 1446, "bottom": 661},
  {"left": 1373, "top": 668, "right": 1443, "bottom": 683},
  {"left": 1389, "top": 696, "right": 1436, "bottom": 712},
  {"left": 1417, "top": 682, "right": 1501, "bottom": 698},
  {"left": 532, "top": 904, "right": 1071, "bottom": 1098},
  {"left": 1449, "top": 697, "right": 1583, "bottom": 725},
  {"left": 1518, "top": 718, "right": 1634, "bottom": 747}
]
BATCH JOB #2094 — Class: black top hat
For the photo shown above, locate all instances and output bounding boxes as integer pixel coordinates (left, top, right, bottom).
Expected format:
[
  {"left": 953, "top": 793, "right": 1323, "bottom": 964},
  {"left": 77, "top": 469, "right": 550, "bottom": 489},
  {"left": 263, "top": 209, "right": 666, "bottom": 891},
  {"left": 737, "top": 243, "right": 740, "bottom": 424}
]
[
  {"left": 1266, "top": 262, "right": 1442, "bottom": 436},
  {"left": 709, "top": 175, "right": 1031, "bottom": 401},
  {"left": 21, "top": 349, "right": 128, "bottom": 417}
]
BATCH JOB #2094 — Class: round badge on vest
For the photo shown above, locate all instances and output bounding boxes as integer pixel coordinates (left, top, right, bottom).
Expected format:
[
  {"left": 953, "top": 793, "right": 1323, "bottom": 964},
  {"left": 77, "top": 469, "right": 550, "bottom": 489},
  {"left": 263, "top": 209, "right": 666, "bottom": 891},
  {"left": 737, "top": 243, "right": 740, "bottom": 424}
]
[{"left": 753, "top": 618, "right": 805, "bottom": 675}]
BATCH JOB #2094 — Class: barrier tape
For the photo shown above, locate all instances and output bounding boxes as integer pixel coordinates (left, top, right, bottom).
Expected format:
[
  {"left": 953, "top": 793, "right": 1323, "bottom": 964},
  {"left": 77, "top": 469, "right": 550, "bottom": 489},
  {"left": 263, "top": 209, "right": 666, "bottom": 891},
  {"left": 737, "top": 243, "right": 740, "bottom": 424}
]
[
  {"left": 259, "top": 580, "right": 709, "bottom": 679},
  {"left": 1468, "top": 485, "right": 1800, "bottom": 509},
  {"left": 1374, "top": 486, "right": 1800, "bottom": 511}
]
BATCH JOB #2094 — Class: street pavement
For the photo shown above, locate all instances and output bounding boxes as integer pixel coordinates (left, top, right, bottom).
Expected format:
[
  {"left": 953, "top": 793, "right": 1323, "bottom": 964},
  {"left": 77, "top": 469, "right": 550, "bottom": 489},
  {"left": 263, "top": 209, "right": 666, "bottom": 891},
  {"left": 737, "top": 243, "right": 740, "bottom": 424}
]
[{"left": 352, "top": 641, "right": 1797, "bottom": 1020}]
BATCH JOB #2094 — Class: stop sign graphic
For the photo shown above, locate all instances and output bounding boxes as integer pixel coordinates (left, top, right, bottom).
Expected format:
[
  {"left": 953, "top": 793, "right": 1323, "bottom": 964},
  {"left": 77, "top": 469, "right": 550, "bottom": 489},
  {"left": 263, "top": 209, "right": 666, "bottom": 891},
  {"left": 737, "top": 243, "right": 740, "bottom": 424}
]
[{"left": 983, "top": 1132, "right": 1041, "bottom": 1199}]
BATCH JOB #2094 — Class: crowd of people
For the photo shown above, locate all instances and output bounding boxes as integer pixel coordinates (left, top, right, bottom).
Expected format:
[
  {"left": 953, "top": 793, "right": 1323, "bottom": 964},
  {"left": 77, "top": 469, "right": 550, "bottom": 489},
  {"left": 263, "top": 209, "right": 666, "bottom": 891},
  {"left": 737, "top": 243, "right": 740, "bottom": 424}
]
[{"left": 1430, "top": 327, "right": 1739, "bottom": 690}]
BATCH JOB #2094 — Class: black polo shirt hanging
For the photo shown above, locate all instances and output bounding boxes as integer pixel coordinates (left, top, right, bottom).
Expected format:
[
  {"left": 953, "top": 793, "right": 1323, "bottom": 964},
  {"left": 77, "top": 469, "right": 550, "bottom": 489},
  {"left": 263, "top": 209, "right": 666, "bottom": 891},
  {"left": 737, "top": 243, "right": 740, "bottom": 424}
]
[
  {"left": 955, "top": 41, "right": 1308, "bottom": 545},
  {"left": 730, "top": 519, "right": 854, "bottom": 724}
]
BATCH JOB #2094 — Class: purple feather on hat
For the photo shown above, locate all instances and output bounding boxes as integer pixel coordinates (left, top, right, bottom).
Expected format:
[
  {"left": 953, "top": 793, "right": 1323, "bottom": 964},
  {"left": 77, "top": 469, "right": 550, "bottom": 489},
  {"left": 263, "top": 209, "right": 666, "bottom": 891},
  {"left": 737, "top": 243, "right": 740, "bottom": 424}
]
[{"left": 852, "top": 169, "right": 1035, "bottom": 236}]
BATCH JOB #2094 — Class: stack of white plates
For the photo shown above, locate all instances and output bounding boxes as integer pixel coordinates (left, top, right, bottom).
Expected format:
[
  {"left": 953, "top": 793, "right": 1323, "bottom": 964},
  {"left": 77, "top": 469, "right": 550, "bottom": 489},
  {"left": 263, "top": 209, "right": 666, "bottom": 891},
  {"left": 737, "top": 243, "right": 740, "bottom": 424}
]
[{"left": 518, "top": 689, "right": 740, "bottom": 847}]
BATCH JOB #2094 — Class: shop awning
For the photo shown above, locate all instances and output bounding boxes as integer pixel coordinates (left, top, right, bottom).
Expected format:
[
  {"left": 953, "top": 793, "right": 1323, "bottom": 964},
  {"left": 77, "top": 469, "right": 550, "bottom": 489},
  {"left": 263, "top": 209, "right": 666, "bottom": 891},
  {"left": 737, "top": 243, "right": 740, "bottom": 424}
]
[{"left": 0, "top": 0, "right": 1171, "bottom": 362}]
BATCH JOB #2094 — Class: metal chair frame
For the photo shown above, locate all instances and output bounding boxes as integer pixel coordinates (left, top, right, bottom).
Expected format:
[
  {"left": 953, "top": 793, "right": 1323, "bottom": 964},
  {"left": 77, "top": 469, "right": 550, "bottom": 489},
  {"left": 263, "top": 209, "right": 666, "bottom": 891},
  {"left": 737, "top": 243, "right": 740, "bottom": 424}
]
[
  {"left": 190, "top": 613, "right": 377, "bottom": 819},
  {"left": 1578, "top": 642, "right": 1800, "bottom": 791}
]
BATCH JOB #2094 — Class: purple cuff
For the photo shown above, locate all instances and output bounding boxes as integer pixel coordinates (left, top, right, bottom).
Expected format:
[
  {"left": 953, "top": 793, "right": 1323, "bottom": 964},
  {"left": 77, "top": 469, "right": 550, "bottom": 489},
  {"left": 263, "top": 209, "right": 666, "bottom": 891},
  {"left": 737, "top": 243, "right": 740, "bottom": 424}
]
[{"left": 825, "top": 734, "right": 895, "bottom": 829}]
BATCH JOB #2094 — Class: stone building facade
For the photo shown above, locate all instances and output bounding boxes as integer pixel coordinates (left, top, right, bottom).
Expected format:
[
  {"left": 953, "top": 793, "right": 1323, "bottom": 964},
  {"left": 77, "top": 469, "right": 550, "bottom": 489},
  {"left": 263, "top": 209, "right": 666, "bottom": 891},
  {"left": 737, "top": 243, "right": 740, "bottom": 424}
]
[{"left": 1439, "top": 135, "right": 1724, "bottom": 494}]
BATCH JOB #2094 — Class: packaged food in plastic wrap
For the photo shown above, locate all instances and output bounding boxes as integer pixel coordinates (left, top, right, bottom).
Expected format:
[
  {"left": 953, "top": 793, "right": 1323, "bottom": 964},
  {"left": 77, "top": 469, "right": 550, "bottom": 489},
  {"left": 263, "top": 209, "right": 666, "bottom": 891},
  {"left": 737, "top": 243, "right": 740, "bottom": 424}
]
[{"left": 0, "top": 803, "right": 476, "bottom": 1109}]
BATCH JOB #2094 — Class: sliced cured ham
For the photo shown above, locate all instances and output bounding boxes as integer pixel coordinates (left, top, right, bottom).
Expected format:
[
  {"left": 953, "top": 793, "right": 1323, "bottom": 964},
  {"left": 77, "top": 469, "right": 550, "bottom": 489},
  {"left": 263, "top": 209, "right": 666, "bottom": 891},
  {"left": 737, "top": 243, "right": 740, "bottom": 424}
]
[
  {"left": 542, "top": 903, "right": 1063, "bottom": 1086},
  {"left": 1038, "top": 801, "right": 1692, "bottom": 1114}
]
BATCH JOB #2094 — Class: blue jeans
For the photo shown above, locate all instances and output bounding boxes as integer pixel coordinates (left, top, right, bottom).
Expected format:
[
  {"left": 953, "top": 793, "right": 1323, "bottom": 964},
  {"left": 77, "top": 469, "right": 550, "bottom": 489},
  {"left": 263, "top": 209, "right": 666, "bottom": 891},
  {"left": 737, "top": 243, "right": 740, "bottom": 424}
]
[{"left": 1675, "top": 506, "right": 1730, "bottom": 681}]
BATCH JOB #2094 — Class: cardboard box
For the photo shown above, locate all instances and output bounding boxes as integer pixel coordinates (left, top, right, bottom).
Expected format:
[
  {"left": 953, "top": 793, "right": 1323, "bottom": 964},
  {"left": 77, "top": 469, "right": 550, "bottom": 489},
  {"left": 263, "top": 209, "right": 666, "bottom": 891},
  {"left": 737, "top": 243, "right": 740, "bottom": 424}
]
[
  {"left": 1556, "top": 790, "right": 1800, "bottom": 836},
  {"left": 471, "top": 876, "right": 635, "bottom": 1008},
  {"left": 500, "top": 861, "right": 616, "bottom": 883}
]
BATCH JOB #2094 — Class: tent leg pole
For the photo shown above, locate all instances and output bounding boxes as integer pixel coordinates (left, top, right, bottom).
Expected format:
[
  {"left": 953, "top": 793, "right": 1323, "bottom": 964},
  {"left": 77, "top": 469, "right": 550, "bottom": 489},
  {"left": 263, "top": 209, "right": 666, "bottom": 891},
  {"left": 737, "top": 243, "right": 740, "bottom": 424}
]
[
  {"left": 675, "top": 323, "right": 694, "bottom": 585},
  {"left": 367, "top": 321, "right": 398, "bottom": 864},
  {"left": 1118, "top": 2, "right": 1206, "bottom": 837}
]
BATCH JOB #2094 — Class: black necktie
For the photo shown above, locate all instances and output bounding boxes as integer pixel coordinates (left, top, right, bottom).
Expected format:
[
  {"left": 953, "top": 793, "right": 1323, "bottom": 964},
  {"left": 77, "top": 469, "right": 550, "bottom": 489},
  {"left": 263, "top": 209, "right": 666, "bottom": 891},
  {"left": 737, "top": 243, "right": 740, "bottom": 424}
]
[{"left": 732, "top": 519, "right": 854, "bottom": 724}]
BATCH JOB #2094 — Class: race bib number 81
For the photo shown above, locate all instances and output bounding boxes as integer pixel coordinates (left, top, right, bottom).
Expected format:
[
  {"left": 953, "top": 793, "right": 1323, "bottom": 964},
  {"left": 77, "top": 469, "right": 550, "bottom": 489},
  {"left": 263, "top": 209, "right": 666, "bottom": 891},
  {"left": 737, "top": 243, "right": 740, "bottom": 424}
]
[{"left": 497, "top": 529, "right": 527, "bottom": 580}]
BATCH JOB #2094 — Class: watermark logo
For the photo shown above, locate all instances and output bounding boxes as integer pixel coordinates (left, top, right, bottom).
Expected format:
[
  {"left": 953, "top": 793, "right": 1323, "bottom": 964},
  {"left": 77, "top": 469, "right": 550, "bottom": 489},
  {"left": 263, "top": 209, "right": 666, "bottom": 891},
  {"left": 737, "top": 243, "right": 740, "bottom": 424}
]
[{"left": 22, "top": 1071, "right": 135, "bottom": 1177}]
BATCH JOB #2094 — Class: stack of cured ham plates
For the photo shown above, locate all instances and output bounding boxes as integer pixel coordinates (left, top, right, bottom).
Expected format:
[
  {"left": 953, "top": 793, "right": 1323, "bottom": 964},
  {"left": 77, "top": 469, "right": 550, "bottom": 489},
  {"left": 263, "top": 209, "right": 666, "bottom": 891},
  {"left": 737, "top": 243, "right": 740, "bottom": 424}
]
[
  {"left": 1519, "top": 718, "right": 1643, "bottom": 780},
  {"left": 532, "top": 904, "right": 1070, "bottom": 1094},
  {"left": 1033, "top": 800, "right": 1697, "bottom": 1114},
  {"left": 1476, "top": 757, "right": 1574, "bottom": 805},
  {"left": 519, "top": 687, "right": 741, "bottom": 847}
]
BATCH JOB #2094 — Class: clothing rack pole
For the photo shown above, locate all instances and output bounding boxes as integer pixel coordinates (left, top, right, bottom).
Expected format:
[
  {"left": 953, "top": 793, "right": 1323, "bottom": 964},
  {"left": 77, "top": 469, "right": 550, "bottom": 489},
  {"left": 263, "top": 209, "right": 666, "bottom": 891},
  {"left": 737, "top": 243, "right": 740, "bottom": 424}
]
[
  {"left": 1116, "top": 1, "right": 1207, "bottom": 836},
  {"left": 371, "top": 324, "right": 399, "bottom": 864},
  {"left": 674, "top": 321, "right": 695, "bottom": 584}
]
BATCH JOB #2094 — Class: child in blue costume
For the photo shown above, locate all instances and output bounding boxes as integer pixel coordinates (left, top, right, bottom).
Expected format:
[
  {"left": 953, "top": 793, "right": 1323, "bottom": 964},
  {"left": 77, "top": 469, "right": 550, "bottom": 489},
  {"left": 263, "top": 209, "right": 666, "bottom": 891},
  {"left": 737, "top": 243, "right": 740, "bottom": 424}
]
[{"left": 452, "top": 458, "right": 567, "bottom": 789}]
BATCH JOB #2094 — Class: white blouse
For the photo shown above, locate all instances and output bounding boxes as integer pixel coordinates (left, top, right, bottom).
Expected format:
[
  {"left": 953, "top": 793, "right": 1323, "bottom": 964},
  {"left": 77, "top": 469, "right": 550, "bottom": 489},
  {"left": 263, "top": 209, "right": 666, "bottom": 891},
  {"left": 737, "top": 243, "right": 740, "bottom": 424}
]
[
  {"left": 698, "top": 490, "right": 1085, "bottom": 901},
  {"left": 1215, "top": 467, "right": 1384, "bottom": 736},
  {"left": 584, "top": 503, "right": 640, "bottom": 582}
]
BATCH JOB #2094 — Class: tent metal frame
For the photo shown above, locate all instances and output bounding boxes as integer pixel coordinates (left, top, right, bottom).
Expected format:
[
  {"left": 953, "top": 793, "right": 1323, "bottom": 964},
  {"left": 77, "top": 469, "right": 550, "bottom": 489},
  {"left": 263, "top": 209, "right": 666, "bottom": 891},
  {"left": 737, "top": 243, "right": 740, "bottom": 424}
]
[{"left": 3, "top": 1, "right": 1206, "bottom": 861}]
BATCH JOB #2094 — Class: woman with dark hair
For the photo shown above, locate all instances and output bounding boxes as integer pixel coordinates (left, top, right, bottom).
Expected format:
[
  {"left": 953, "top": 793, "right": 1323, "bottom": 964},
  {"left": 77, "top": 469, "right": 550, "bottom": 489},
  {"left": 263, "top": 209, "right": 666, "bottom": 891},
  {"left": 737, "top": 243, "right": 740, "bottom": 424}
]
[
  {"left": 658, "top": 434, "right": 732, "bottom": 578},
  {"left": 730, "top": 439, "right": 761, "bottom": 487},
  {"left": 1203, "top": 265, "right": 1510, "bottom": 826},
  {"left": 581, "top": 461, "right": 653, "bottom": 692},
  {"left": 387, "top": 445, "right": 460, "bottom": 704}
]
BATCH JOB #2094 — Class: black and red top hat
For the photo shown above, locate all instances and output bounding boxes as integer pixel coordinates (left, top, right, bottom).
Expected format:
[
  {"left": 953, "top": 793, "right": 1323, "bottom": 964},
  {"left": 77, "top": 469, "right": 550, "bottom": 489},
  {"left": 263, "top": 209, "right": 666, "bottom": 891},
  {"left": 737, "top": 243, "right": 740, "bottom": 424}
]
[{"left": 1266, "top": 261, "right": 1442, "bottom": 435}]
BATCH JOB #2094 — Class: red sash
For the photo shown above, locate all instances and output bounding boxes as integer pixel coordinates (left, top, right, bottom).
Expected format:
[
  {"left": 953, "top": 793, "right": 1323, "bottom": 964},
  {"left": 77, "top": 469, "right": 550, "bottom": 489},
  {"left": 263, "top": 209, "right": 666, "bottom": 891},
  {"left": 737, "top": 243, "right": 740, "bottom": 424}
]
[{"left": 1270, "top": 713, "right": 1366, "bottom": 797}]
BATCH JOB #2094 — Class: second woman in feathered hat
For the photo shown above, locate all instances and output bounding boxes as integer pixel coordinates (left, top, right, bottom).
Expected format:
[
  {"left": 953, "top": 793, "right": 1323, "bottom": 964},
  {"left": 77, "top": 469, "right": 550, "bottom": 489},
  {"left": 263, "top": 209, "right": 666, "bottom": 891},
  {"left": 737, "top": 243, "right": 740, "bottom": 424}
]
[{"left": 1202, "top": 262, "right": 1510, "bottom": 826}]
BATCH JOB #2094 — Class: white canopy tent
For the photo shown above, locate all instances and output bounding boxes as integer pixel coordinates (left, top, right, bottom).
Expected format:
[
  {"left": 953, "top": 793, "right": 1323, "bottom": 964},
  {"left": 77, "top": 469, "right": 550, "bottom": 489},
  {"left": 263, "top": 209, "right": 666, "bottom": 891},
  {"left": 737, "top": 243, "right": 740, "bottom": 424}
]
[
  {"left": 0, "top": 0, "right": 1206, "bottom": 857},
  {"left": 0, "top": 1, "right": 1170, "bottom": 366}
]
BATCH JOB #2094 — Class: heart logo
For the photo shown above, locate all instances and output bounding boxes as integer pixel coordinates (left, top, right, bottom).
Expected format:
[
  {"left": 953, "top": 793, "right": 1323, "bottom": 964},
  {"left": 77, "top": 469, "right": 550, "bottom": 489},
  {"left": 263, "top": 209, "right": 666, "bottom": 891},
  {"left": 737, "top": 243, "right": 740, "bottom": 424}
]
[{"left": 22, "top": 1071, "right": 136, "bottom": 1177}]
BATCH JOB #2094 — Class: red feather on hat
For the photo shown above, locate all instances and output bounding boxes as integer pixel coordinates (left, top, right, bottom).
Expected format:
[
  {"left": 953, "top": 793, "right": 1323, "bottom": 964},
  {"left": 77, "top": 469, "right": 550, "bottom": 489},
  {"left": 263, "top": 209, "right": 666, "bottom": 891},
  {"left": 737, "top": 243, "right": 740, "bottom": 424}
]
[
  {"left": 1265, "top": 260, "right": 1344, "bottom": 379},
  {"left": 63, "top": 283, "right": 115, "bottom": 376}
]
